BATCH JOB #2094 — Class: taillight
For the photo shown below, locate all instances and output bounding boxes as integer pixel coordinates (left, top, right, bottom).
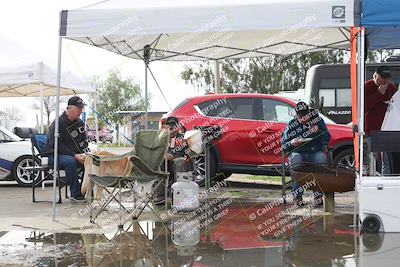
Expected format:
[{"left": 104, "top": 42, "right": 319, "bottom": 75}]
[{"left": 159, "top": 119, "right": 166, "bottom": 129}]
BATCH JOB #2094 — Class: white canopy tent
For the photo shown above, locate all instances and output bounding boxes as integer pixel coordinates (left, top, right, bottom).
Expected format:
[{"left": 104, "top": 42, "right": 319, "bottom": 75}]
[
  {"left": 0, "top": 61, "right": 95, "bottom": 133},
  {"left": 62, "top": 0, "right": 356, "bottom": 61},
  {"left": 53, "top": 0, "right": 358, "bottom": 219},
  {"left": 0, "top": 62, "right": 93, "bottom": 97}
]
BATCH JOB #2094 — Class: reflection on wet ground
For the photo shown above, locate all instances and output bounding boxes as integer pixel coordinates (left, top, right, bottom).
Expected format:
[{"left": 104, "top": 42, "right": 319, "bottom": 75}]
[{"left": 1, "top": 202, "right": 399, "bottom": 266}]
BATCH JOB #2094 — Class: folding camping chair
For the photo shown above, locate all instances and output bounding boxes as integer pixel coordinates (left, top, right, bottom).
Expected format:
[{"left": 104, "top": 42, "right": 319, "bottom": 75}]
[
  {"left": 82, "top": 221, "right": 165, "bottom": 266},
  {"left": 28, "top": 134, "right": 67, "bottom": 203},
  {"left": 88, "top": 129, "right": 170, "bottom": 225}
]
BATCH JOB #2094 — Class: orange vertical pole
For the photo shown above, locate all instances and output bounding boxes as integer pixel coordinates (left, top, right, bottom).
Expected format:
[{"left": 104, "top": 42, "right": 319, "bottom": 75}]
[{"left": 350, "top": 27, "right": 359, "bottom": 171}]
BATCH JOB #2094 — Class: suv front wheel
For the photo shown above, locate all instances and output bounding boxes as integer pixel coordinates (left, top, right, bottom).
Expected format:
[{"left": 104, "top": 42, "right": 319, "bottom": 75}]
[
  {"left": 333, "top": 148, "right": 355, "bottom": 170},
  {"left": 192, "top": 152, "right": 230, "bottom": 185}
]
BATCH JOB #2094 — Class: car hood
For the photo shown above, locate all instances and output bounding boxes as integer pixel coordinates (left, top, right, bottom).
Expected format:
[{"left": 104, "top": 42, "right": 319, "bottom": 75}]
[
  {"left": 0, "top": 140, "right": 33, "bottom": 162},
  {"left": 3, "top": 140, "right": 31, "bottom": 146},
  {"left": 326, "top": 123, "right": 352, "bottom": 133}
]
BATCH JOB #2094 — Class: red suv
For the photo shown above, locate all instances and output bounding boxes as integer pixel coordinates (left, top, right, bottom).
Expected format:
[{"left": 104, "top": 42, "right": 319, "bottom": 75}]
[{"left": 161, "top": 94, "right": 354, "bottom": 182}]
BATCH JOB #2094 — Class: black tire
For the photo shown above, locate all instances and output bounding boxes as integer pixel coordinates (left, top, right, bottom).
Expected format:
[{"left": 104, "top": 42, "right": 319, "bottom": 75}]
[
  {"left": 362, "top": 215, "right": 381, "bottom": 233},
  {"left": 362, "top": 233, "right": 383, "bottom": 251},
  {"left": 333, "top": 148, "right": 355, "bottom": 170},
  {"left": 221, "top": 171, "right": 232, "bottom": 179},
  {"left": 12, "top": 155, "right": 41, "bottom": 187}
]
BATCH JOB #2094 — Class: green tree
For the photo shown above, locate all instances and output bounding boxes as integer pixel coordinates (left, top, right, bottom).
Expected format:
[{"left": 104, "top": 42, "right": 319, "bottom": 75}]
[
  {"left": 182, "top": 49, "right": 398, "bottom": 94},
  {"left": 93, "top": 70, "right": 145, "bottom": 143},
  {"left": 181, "top": 50, "right": 347, "bottom": 94},
  {"left": 366, "top": 49, "right": 396, "bottom": 63}
]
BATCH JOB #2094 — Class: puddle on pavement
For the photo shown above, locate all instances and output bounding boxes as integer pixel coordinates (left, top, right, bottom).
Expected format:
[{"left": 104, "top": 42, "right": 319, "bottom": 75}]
[{"left": 1, "top": 202, "right": 399, "bottom": 266}]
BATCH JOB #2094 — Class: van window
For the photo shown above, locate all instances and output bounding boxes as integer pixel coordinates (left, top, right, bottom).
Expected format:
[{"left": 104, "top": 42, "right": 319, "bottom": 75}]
[
  {"left": 319, "top": 89, "right": 335, "bottom": 107},
  {"left": 337, "top": 89, "right": 352, "bottom": 107},
  {"left": 320, "top": 78, "right": 350, "bottom": 88}
]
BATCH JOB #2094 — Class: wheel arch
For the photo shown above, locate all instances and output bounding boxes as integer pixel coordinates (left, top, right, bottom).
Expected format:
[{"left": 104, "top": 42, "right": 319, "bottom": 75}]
[{"left": 331, "top": 141, "right": 354, "bottom": 160}]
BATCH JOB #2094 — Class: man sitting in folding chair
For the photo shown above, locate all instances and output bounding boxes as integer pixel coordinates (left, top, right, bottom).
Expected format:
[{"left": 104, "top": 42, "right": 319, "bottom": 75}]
[
  {"left": 42, "top": 96, "right": 88, "bottom": 203},
  {"left": 30, "top": 133, "right": 70, "bottom": 203},
  {"left": 153, "top": 117, "right": 192, "bottom": 204},
  {"left": 282, "top": 102, "right": 331, "bottom": 205},
  {"left": 87, "top": 129, "right": 170, "bottom": 225}
]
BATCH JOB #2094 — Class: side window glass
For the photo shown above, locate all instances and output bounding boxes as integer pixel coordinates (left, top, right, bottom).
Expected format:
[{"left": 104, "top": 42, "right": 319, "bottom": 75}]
[
  {"left": 197, "top": 98, "right": 234, "bottom": 118},
  {"left": 228, "top": 98, "right": 256, "bottom": 120},
  {"left": 262, "top": 99, "right": 294, "bottom": 123},
  {"left": 275, "top": 105, "right": 294, "bottom": 123},
  {"left": 262, "top": 99, "right": 278, "bottom": 121}
]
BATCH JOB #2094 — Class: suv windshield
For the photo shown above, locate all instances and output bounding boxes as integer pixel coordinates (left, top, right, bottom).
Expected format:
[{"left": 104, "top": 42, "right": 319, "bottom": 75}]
[
  {"left": 0, "top": 127, "right": 23, "bottom": 142},
  {"left": 173, "top": 99, "right": 190, "bottom": 111}
]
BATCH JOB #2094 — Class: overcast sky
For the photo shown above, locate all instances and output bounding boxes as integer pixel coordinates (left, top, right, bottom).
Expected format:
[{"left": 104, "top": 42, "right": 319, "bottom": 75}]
[{"left": 0, "top": 0, "right": 203, "bottom": 127}]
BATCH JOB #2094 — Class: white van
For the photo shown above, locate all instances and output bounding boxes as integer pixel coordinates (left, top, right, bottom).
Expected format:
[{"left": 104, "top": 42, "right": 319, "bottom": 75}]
[{"left": 305, "top": 62, "right": 400, "bottom": 124}]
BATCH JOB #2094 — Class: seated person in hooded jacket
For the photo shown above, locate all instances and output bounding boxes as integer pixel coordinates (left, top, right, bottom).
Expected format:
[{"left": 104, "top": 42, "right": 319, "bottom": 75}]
[
  {"left": 42, "top": 96, "right": 88, "bottom": 202},
  {"left": 282, "top": 102, "right": 331, "bottom": 204}
]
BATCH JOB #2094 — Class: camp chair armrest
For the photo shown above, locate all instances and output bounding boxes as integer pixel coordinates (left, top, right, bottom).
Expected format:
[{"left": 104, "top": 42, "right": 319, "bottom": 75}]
[
  {"left": 86, "top": 150, "right": 136, "bottom": 162},
  {"left": 130, "top": 155, "right": 169, "bottom": 177},
  {"left": 88, "top": 174, "right": 125, "bottom": 179}
]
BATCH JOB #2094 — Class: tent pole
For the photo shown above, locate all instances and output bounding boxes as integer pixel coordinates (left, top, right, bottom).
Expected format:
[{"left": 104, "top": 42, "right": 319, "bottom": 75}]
[
  {"left": 40, "top": 83, "right": 44, "bottom": 133},
  {"left": 144, "top": 61, "right": 148, "bottom": 129},
  {"left": 93, "top": 77, "right": 99, "bottom": 145},
  {"left": 358, "top": 28, "right": 365, "bottom": 179},
  {"left": 40, "top": 83, "right": 46, "bottom": 190},
  {"left": 143, "top": 45, "right": 150, "bottom": 130},
  {"left": 214, "top": 60, "right": 221, "bottom": 93},
  {"left": 94, "top": 94, "right": 99, "bottom": 145},
  {"left": 350, "top": 27, "right": 359, "bottom": 172},
  {"left": 52, "top": 36, "right": 63, "bottom": 221}
]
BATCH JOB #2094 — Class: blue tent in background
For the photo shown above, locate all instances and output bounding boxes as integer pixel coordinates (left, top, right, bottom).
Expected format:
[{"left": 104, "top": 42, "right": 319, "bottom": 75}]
[{"left": 361, "top": 0, "right": 400, "bottom": 49}]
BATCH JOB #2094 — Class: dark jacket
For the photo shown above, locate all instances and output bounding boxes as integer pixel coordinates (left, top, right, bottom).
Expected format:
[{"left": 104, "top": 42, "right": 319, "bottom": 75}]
[
  {"left": 282, "top": 110, "right": 330, "bottom": 154},
  {"left": 42, "top": 111, "right": 88, "bottom": 156}
]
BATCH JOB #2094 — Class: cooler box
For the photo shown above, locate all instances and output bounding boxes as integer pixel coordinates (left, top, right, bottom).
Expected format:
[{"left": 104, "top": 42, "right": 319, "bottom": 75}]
[{"left": 359, "top": 176, "right": 400, "bottom": 232}]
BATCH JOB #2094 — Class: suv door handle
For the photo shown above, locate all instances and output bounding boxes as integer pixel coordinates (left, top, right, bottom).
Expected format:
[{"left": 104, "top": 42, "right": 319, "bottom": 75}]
[{"left": 262, "top": 129, "right": 275, "bottom": 133}]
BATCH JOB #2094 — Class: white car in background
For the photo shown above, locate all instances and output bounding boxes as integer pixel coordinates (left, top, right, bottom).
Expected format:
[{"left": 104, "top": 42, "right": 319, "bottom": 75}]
[{"left": 0, "top": 126, "right": 39, "bottom": 186}]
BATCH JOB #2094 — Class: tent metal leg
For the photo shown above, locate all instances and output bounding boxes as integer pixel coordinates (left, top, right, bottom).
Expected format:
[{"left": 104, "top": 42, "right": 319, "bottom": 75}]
[
  {"left": 205, "top": 145, "right": 210, "bottom": 190},
  {"left": 214, "top": 60, "right": 221, "bottom": 93},
  {"left": 143, "top": 45, "right": 151, "bottom": 130},
  {"left": 52, "top": 36, "right": 63, "bottom": 221},
  {"left": 358, "top": 28, "right": 366, "bottom": 177}
]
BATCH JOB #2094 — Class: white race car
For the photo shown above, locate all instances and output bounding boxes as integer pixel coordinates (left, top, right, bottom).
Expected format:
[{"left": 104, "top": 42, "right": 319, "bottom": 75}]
[{"left": 0, "top": 126, "right": 40, "bottom": 186}]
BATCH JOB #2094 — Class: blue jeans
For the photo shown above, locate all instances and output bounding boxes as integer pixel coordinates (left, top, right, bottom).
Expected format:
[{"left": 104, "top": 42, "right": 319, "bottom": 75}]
[
  {"left": 289, "top": 151, "right": 328, "bottom": 198},
  {"left": 48, "top": 155, "right": 82, "bottom": 198}
]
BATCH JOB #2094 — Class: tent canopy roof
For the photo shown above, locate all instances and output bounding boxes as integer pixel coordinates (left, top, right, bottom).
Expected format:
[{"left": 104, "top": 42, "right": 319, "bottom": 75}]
[
  {"left": 0, "top": 62, "right": 94, "bottom": 97},
  {"left": 61, "top": 0, "right": 358, "bottom": 61},
  {"left": 361, "top": 0, "right": 400, "bottom": 49}
]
